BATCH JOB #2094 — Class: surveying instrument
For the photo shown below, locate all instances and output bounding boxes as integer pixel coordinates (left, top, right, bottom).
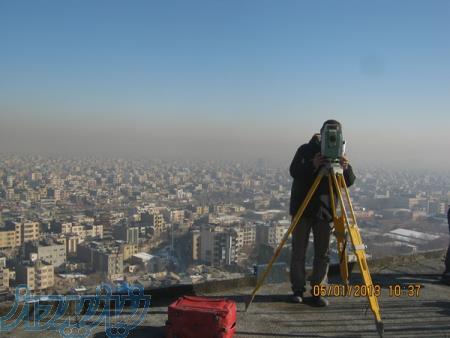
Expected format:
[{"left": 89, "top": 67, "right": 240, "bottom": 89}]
[{"left": 244, "top": 122, "right": 384, "bottom": 337}]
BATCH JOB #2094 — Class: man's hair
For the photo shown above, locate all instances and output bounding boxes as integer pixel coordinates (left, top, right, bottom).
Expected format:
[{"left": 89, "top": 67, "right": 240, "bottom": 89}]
[{"left": 320, "top": 119, "right": 341, "bottom": 133}]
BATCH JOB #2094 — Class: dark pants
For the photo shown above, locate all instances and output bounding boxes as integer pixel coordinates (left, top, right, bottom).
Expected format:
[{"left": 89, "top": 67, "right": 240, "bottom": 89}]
[{"left": 290, "top": 216, "right": 332, "bottom": 294}]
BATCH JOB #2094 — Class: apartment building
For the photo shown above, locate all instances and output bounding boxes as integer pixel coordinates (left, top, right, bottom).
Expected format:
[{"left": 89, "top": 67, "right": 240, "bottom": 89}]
[
  {"left": 0, "top": 220, "right": 40, "bottom": 250},
  {"left": 256, "top": 220, "right": 290, "bottom": 247},
  {"left": 0, "top": 222, "right": 20, "bottom": 249},
  {"left": 57, "top": 222, "right": 103, "bottom": 242},
  {"left": 113, "top": 225, "right": 139, "bottom": 244},
  {"left": 0, "top": 268, "right": 9, "bottom": 289},
  {"left": 24, "top": 238, "right": 66, "bottom": 267},
  {"left": 0, "top": 256, "right": 9, "bottom": 289},
  {"left": 141, "top": 212, "right": 168, "bottom": 235},
  {"left": 200, "top": 224, "right": 237, "bottom": 267},
  {"left": 234, "top": 224, "right": 257, "bottom": 249},
  {"left": 77, "top": 241, "right": 124, "bottom": 280},
  {"left": 15, "top": 260, "right": 54, "bottom": 291},
  {"left": 120, "top": 243, "right": 138, "bottom": 261},
  {"left": 65, "top": 234, "right": 79, "bottom": 256},
  {"left": 22, "top": 221, "right": 40, "bottom": 243}
]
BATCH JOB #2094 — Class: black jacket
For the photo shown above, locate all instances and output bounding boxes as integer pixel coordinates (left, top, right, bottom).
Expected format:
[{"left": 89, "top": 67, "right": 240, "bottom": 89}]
[
  {"left": 289, "top": 135, "right": 356, "bottom": 221},
  {"left": 447, "top": 208, "right": 450, "bottom": 233}
]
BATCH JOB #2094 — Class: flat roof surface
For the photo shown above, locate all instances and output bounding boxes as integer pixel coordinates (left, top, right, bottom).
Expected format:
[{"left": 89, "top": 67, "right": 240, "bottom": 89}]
[
  {"left": 3, "top": 251, "right": 450, "bottom": 338},
  {"left": 390, "top": 228, "right": 440, "bottom": 241},
  {"left": 122, "top": 252, "right": 450, "bottom": 338},
  {"left": 133, "top": 252, "right": 154, "bottom": 260}
]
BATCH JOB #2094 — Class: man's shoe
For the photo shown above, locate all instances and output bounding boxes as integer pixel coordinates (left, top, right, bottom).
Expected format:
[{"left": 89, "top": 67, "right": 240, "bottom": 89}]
[
  {"left": 310, "top": 295, "right": 329, "bottom": 307},
  {"left": 291, "top": 292, "right": 303, "bottom": 303},
  {"left": 441, "top": 272, "right": 450, "bottom": 285}
]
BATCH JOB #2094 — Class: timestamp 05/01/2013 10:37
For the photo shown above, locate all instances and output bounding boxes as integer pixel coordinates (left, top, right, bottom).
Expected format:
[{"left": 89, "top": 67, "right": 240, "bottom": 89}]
[{"left": 312, "top": 284, "right": 422, "bottom": 298}]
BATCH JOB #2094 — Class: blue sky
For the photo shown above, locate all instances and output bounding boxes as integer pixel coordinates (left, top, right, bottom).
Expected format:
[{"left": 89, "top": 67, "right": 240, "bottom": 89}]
[{"left": 0, "top": 1, "right": 449, "bottom": 167}]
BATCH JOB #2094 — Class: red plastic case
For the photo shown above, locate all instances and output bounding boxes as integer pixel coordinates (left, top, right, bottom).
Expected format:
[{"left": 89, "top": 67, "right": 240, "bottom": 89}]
[{"left": 166, "top": 296, "right": 237, "bottom": 338}]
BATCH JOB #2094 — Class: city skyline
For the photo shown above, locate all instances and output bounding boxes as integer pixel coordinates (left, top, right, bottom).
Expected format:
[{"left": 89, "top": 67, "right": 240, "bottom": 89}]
[{"left": 1, "top": 1, "right": 450, "bottom": 168}]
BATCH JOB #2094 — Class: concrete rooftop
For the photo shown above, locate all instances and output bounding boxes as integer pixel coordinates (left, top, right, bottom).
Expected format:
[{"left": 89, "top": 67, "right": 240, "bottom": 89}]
[
  {"left": 111, "top": 249, "right": 450, "bottom": 338},
  {"left": 3, "top": 249, "right": 450, "bottom": 338}
]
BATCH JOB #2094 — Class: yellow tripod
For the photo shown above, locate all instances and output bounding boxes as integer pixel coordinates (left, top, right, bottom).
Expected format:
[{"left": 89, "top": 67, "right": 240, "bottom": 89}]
[{"left": 244, "top": 164, "right": 384, "bottom": 337}]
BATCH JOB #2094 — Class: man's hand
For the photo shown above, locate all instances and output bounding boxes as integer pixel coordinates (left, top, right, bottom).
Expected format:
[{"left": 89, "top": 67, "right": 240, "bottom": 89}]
[
  {"left": 340, "top": 155, "right": 349, "bottom": 170},
  {"left": 312, "top": 153, "right": 328, "bottom": 170}
]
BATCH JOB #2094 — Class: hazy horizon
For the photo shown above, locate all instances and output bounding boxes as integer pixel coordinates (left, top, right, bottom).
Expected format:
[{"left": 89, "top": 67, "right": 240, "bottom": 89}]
[{"left": 1, "top": 1, "right": 449, "bottom": 170}]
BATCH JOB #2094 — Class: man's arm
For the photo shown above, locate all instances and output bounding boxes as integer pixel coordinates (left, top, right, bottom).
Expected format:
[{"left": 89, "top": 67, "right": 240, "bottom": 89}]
[
  {"left": 343, "top": 164, "right": 356, "bottom": 187},
  {"left": 339, "top": 155, "right": 356, "bottom": 187},
  {"left": 289, "top": 145, "right": 314, "bottom": 179},
  {"left": 447, "top": 207, "right": 450, "bottom": 230}
]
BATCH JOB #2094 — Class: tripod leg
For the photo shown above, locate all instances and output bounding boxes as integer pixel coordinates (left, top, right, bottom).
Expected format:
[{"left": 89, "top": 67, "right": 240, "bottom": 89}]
[
  {"left": 328, "top": 176, "right": 349, "bottom": 284},
  {"left": 244, "top": 170, "right": 325, "bottom": 311},
  {"left": 330, "top": 172, "right": 384, "bottom": 337}
]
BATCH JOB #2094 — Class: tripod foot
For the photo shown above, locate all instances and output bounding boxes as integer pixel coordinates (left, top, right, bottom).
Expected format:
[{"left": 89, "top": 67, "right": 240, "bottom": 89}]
[
  {"left": 244, "top": 295, "right": 252, "bottom": 312},
  {"left": 375, "top": 320, "right": 384, "bottom": 337}
]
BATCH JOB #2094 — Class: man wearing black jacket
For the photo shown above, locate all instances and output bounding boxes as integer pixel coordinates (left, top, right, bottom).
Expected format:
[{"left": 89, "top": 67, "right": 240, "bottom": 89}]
[
  {"left": 444, "top": 207, "right": 450, "bottom": 278},
  {"left": 289, "top": 120, "right": 356, "bottom": 306}
]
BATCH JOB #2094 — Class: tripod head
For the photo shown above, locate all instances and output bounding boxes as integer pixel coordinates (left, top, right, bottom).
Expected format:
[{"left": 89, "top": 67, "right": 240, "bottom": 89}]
[{"left": 319, "top": 160, "right": 344, "bottom": 175}]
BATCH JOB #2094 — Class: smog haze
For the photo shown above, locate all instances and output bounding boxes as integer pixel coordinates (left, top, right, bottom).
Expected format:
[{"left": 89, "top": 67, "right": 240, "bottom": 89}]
[{"left": 1, "top": 1, "right": 449, "bottom": 169}]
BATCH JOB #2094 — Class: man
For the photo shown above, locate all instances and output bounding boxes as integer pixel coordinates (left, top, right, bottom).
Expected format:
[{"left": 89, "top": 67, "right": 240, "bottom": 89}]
[
  {"left": 443, "top": 206, "right": 450, "bottom": 283},
  {"left": 289, "top": 120, "right": 356, "bottom": 306}
]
